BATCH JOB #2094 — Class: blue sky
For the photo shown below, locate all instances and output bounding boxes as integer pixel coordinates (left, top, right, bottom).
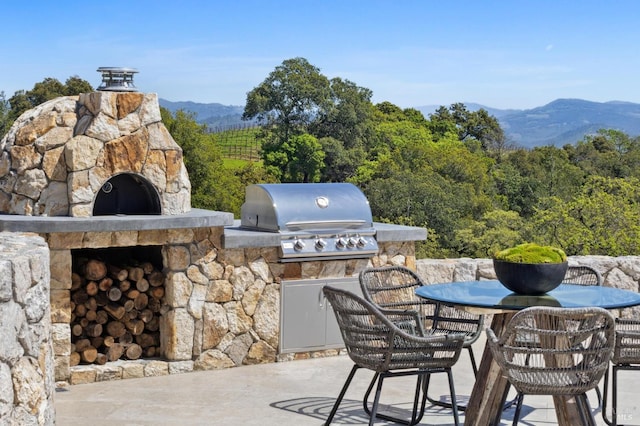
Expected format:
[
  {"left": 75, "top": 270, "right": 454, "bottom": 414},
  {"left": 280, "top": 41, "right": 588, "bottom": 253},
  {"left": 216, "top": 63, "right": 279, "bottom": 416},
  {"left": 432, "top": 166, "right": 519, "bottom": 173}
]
[{"left": 3, "top": 1, "right": 640, "bottom": 110}]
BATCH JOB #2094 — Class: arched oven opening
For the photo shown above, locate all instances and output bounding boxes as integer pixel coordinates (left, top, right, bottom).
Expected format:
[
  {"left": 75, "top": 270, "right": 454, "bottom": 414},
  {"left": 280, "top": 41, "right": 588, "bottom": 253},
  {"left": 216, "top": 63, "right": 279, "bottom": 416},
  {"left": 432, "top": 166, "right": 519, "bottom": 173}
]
[{"left": 93, "top": 174, "right": 161, "bottom": 216}]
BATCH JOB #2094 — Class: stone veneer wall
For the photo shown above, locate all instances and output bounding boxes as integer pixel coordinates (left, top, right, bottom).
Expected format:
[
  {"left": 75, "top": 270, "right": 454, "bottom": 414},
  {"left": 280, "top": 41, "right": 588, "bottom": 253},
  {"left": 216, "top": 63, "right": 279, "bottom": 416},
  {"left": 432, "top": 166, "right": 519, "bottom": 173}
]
[
  {"left": 0, "top": 232, "right": 54, "bottom": 425},
  {"left": 52, "top": 238, "right": 640, "bottom": 386},
  {"left": 48, "top": 227, "right": 417, "bottom": 385}
]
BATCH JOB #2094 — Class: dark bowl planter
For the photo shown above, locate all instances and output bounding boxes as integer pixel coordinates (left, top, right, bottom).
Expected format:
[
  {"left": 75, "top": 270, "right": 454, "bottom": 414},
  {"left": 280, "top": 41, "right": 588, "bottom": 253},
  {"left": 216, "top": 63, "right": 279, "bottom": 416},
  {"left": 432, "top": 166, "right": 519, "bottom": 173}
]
[{"left": 493, "top": 259, "right": 568, "bottom": 295}]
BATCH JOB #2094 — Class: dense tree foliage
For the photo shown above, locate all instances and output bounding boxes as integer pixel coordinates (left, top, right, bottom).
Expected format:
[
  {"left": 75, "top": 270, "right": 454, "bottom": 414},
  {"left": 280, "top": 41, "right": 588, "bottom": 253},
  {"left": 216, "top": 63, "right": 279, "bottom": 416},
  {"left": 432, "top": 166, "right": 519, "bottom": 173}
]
[
  {"left": 429, "top": 103, "right": 506, "bottom": 154},
  {"left": 260, "top": 133, "right": 325, "bottom": 182},
  {"left": 243, "top": 57, "right": 331, "bottom": 143},
  {"left": 0, "top": 91, "right": 10, "bottom": 138},
  {"left": 161, "top": 108, "right": 251, "bottom": 214},
  {"left": 532, "top": 176, "right": 640, "bottom": 255},
  {"left": 6, "top": 76, "right": 93, "bottom": 126}
]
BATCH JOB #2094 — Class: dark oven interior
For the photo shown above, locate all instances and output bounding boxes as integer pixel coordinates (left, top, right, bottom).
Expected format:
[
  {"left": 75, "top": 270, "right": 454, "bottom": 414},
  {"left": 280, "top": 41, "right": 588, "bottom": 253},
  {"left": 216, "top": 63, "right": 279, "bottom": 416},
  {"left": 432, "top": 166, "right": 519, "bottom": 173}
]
[{"left": 93, "top": 174, "right": 162, "bottom": 216}]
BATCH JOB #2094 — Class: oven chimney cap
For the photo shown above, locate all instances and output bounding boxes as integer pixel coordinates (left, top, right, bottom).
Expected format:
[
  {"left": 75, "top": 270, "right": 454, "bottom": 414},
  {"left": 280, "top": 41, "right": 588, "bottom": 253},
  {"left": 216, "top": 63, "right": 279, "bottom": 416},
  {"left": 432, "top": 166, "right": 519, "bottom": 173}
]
[{"left": 97, "top": 67, "right": 139, "bottom": 92}]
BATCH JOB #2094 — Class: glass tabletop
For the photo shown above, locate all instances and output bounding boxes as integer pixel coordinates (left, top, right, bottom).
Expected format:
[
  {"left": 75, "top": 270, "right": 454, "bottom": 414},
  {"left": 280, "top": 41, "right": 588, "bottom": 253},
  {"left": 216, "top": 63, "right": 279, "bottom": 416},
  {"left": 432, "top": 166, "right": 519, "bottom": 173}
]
[{"left": 415, "top": 280, "right": 640, "bottom": 311}]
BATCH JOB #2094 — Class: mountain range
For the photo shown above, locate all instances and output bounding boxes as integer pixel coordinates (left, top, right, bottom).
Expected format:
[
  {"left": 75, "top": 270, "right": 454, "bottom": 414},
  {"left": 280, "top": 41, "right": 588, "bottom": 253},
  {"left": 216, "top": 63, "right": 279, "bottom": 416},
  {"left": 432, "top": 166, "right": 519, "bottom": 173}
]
[{"left": 159, "top": 98, "right": 640, "bottom": 148}]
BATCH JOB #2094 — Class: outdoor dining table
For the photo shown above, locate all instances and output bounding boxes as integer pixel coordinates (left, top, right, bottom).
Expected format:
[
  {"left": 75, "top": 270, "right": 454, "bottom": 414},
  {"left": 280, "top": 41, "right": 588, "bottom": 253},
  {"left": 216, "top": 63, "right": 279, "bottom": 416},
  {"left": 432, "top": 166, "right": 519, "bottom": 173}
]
[{"left": 415, "top": 280, "right": 640, "bottom": 426}]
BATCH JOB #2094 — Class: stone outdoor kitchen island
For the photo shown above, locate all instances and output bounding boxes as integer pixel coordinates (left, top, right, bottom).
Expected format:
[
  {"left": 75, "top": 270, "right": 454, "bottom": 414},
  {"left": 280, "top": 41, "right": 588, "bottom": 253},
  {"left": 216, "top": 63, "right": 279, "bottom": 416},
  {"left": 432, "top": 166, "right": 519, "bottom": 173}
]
[{"left": 0, "top": 86, "right": 425, "bottom": 389}]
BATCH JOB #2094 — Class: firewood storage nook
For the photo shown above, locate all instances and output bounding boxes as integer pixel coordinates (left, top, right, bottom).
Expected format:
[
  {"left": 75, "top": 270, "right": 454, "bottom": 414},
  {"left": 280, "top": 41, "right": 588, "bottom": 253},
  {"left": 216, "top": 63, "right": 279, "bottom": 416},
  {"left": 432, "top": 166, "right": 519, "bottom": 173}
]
[{"left": 0, "top": 69, "right": 425, "bottom": 386}]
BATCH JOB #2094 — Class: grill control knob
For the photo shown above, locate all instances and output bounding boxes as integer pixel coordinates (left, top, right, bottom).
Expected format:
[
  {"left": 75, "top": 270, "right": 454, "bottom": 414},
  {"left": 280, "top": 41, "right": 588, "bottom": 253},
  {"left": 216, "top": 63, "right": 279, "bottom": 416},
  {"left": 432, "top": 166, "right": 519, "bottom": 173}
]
[
  {"left": 336, "top": 238, "right": 347, "bottom": 249},
  {"left": 356, "top": 237, "right": 368, "bottom": 248},
  {"left": 347, "top": 237, "right": 357, "bottom": 248},
  {"left": 315, "top": 238, "right": 327, "bottom": 250},
  {"left": 293, "top": 239, "right": 306, "bottom": 251}
]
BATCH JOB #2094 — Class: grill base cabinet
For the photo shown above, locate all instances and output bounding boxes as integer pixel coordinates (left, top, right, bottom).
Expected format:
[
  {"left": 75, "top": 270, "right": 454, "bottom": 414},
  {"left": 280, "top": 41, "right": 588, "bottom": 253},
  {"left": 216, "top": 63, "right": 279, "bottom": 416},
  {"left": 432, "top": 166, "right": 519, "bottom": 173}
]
[{"left": 280, "top": 277, "right": 361, "bottom": 353}]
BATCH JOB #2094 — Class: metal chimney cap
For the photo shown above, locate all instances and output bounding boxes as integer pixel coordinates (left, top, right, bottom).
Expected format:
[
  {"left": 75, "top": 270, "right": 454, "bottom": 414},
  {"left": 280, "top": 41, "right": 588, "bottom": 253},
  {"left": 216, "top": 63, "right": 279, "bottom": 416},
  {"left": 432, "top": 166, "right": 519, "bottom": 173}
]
[{"left": 97, "top": 67, "right": 139, "bottom": 92}]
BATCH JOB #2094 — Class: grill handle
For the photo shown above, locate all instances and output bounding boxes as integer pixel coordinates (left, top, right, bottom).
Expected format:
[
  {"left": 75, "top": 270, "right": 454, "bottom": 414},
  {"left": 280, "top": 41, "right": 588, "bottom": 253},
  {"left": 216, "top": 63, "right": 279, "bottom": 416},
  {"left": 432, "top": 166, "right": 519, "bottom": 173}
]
[{"left": 285, "top": 219, "right": 368, "bottom": 229}]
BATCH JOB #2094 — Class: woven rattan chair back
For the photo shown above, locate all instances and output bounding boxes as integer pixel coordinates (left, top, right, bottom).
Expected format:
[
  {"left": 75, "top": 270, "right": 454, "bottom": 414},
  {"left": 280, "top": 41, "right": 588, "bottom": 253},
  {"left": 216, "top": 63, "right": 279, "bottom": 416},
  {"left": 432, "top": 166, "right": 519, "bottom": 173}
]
[
  {"left": 324, "top": 285, "right": 462, "bottom": 372},
  {"left": 358, "top": 266, "right": 437, "bottom": 330},
  {"left": 488, "top": 306, "right": 614, "bottom": 425},
  {"left": 612, "top": 319, "right": 640, "bottom": 365},
  {"left": 322, "top": 285, "right": 464, "bottom": 425},
  {"left": 602, "top": 317, "right": 640, "bottom": 425},
  {"left": 562, "top": 265, "right": 602, "bottom": 286},
  {"left": 359, "top": 266, "right": 483, "bottom": 345},
  {"left": 488, "top": 306, "right": 614, "bottom": 396}
]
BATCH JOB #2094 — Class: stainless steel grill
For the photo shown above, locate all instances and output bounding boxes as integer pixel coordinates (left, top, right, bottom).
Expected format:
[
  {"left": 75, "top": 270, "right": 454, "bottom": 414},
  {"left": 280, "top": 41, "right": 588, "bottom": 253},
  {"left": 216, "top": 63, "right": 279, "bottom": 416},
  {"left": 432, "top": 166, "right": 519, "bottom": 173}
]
[{"left": 240, "top": 183, "right": 378, "bottom": 261}]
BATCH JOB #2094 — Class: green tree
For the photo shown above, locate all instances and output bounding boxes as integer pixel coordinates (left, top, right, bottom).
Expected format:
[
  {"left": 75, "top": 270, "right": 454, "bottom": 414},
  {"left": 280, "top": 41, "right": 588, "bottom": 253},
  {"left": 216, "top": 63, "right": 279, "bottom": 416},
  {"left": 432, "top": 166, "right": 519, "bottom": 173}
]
[
  {"left": 262, "top": 133, "right": 324, "bottom": 182},
  {"left": 319, "top": 136, "right": 365, "bottom": 182},
  {"left": 27, "top": 77, "right": 66, "bottom": 106},
  {"left": 8, "top": 76, "right": 94, "bottom": 123},
  {"left": 490, "top": 160, "right": 536, "bottom": 215},
  {"left": 309, "top": 77, "right": 375, "bottom": 149},
  {"left": 428, "top": 103, "right": 505, "bottom": 152},
  {"left": 455, "top": 209, "right": 530, "bottom": 258},
  {"left": 374, "top": 101, "right": 409, "bottom": 121},
  {"left": 0, "top": 91, "right": 10, "bottom": 138},
  {"left": 374, "top": 116, "right": 433, "bottom": 155},
  {"left": 494, "top": 146, "right": 585, "bottom": 217},
  {"left": 570, "top": 129, "right": 640, "bottom": 179},
  {"left": 354, "top": 124, "right": 494, "bottom": 253},
  {"left": 64, "top": 76, "right": 94, "bottom": 96},
  {"left": 7, "top": 90, "right": 31, "bottom": 122},
  {"left": 308, "top": 77, "right": 375, "bottom": 180},
  {"left": 161, "top": 108, "right": 245, "bottom": 213},
  {"left": 287, "top": 134, "right": 325, "bottom": 182},
  {"left": 427, "top": 105, "right": 458, "bottom": 140},
  {"left": 532, "top": 176, "right": 640, "bottom": 255},
  {"left": 243, "top": 57, "right": 331, "bottom": 145},
  {"left": 243, "top": 58, "right": 383, "bottom": 184},
  {"left": 233, "top": 162, "right": 278, "bottom": 189}
]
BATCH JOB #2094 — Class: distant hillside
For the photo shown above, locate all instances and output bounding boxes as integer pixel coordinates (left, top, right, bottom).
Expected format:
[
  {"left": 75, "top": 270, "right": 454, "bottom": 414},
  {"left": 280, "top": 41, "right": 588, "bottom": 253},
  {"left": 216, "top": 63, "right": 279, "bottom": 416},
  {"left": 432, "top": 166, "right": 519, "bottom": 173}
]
[
  {"left": 417, "top": 99, "right": 640, "bottom": 148},
  {"left": 161, "top": 98, "right": 640, "bottom": 147},
  {"left": 499, "top": 99, "right": 640, "bottom": 147},
  {"left": 158, "top": 99, "right": 254, "bottom": 129}
]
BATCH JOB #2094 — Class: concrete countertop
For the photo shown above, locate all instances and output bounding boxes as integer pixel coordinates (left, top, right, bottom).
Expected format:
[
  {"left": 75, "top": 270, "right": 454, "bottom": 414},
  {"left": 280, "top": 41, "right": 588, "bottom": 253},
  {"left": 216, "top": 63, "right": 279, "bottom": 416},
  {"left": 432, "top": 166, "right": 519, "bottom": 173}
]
[
  {"left": 0, "top": 208, "right": 234, "bottom": 233},
  {"left": 0, "top": 210, "right": 426, "bottom": 248}
]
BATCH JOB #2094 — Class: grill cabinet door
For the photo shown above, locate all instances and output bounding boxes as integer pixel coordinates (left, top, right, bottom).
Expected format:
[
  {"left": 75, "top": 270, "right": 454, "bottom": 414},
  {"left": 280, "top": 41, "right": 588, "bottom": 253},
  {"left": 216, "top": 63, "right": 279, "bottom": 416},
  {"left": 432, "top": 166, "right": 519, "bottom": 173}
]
[{"left": 280, "top": 277, "right": 361, "bottom": 353}]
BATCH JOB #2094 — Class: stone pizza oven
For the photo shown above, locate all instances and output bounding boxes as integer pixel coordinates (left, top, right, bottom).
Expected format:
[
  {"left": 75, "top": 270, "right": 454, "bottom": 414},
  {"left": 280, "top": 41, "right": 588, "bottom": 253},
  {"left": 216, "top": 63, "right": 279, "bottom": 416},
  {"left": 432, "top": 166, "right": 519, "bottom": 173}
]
[
  {"left": 0, "top": 69, "right": 426, "bottom": 387},
  {"left": 0, "top": 89, "right": 190, "bottom": 217},
  {"left": 0, "top": 74, "right": 246, "bottom": 383}
]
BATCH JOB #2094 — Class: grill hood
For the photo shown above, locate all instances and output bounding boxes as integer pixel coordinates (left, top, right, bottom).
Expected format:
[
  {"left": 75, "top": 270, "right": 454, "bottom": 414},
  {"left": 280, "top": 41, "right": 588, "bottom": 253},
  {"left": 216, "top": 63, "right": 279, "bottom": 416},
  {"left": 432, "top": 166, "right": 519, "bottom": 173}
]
[{"left": 240, "top": 183, "right": 373, "bottom": 232}]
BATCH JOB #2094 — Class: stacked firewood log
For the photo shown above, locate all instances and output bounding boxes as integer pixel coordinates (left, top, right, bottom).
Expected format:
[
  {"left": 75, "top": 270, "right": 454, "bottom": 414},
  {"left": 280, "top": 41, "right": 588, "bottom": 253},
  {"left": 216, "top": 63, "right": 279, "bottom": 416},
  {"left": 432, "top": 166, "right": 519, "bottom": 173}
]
[{"left": 70, "top": 258, "right": 165, "bottom": 365}]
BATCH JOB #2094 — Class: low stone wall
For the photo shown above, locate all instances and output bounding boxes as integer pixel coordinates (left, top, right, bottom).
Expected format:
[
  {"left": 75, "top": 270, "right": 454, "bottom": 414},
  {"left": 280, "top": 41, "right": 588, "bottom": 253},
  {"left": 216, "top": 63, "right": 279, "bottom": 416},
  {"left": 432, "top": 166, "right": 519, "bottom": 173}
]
[
  {"left": 416, "top": 255, "right": 640, "bottom": 318},
  {"left": 0, "top": 232, "right": 54, "bottom": 425}
]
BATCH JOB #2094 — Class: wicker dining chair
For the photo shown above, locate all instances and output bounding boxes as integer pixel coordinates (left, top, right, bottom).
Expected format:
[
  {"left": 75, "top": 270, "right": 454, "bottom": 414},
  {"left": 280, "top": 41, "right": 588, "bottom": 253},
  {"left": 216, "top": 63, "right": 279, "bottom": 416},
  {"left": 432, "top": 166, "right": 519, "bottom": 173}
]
[
  {"left": 562, "top": 264, "right": 604, "bottom": 405},
  {"left": 487, "top": 306, "right": 615, "bottom": 426},
  {"left": 322, "top": 285, "right": 465, "bottom": 426},
  {"left": 563, "top": 265, "right": 602, "bottom": 286},
  {"left": 602, "top": 317, "right": 640, "bottom": 426},
  {"left": 359, "top": 266, "right": 483, "bottom": 410}
]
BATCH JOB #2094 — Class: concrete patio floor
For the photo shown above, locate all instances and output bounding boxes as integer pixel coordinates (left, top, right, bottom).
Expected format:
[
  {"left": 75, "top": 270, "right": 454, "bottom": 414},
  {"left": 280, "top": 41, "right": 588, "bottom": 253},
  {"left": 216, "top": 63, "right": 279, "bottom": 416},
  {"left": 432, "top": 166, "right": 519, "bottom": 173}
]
[{"left": 55, "top": 335, "right": 638, "bottom": 425}]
